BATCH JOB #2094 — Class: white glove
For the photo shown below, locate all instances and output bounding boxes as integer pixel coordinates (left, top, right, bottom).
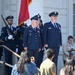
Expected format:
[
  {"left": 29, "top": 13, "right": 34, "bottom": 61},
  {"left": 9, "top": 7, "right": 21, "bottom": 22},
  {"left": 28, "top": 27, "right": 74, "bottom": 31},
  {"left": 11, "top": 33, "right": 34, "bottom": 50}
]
[{"left": 8, "top": 35, "right": 13, "bottom": 40}]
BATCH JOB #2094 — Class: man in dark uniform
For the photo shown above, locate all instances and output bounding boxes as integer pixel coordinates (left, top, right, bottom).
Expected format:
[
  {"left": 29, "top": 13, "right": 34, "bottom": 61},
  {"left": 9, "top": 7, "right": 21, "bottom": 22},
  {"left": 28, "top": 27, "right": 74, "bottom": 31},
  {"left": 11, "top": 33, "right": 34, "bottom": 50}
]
[
  {"left": 1, "top": 15, "right": 16, "bottom": 75},
  {"left": 23, "top": 15, "right": 41, "bottom": 66},
  {"left": 37, "top": 14, "right": 43, "bottom": 44},
  {"left": 43, "top": 12, "right": 62, "bottom": 67},
  {"left": 16, "top": 23, "right": 28, "bottom": 55},
  {"left": 37, "top": 14, "right": 44, "bottom": 68}
]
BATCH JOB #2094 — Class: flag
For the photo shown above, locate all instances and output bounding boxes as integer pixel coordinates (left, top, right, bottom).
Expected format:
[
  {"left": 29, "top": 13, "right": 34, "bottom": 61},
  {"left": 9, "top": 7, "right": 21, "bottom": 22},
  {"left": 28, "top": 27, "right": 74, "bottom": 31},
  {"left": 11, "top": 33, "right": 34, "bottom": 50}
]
[
  {"left": 28, "top": 0, "right": 32, "bottom": 5},
  {"left": 18, "top": 0, "right": 32, "bottom": 26}
]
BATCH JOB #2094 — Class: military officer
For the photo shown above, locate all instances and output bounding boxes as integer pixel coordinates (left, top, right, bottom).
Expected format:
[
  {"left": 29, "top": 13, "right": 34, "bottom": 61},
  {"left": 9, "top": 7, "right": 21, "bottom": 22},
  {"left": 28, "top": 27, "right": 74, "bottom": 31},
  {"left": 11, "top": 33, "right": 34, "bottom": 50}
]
[
  {"left": 37, "top": 14, "right": 44, "bottom": 68},
  {"left": 37, "top": 14, "right": 43, "bottom": 44},
  {"left": 16, "top": 23, "right": 28, "bottom": 55},
  {"left": 1, "top": 15, "right": 16, "bottom": 75},
  {"left": 43, "top": 12, "right": 62, "bottom": 67},
  {"left": 23, "top": 15, "right": 41, "bottom": 66}
]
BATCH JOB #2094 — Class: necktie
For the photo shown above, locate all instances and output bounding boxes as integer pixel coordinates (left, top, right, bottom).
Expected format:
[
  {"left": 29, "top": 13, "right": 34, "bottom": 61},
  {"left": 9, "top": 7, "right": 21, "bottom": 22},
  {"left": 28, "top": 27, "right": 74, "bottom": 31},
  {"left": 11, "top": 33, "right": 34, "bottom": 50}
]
[
  {"left": 10, "top": 26, "right": 13, "bottom": 31},
  {"left": 54, "top": 23, "right": 57, "bottom": 28}
]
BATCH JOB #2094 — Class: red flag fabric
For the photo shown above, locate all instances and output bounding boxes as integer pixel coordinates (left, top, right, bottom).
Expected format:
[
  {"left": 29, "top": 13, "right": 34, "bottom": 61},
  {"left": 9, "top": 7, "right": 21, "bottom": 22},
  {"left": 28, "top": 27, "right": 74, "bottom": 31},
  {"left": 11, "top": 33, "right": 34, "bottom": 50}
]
[
  {"left": 18, "top": 0, "right": 32, "bottom": 26},
  {"left": 28, "top": 0, "right": 32, "bottom": 5}
]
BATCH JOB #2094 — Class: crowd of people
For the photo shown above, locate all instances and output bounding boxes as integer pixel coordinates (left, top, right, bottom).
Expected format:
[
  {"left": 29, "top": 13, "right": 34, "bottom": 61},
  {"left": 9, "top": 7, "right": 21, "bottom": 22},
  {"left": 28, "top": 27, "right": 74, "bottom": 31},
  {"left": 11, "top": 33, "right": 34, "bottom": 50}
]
[{"left": 0, "top": 11, "right": 75, "bottom": 75}]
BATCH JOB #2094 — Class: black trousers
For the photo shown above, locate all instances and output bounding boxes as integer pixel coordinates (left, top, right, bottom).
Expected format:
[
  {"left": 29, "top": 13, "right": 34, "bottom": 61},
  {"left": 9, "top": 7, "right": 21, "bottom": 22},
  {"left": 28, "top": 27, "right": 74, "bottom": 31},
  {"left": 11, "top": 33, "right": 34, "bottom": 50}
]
[
  {"left": 50, "top": 47, "right": 59, "bottom": 67},
  {"left": 4, "top": 41, "right": 16, "bottom": 75},
  {"left": 28, "top": 49, "right": 38, "bottom": 66},
  {"left": 37, "top": 50, "right": 44, "bottom": 68},
  {"left": 17, "top": 40, "right": 24, "bottom": 55},
  {"left": 4, "top": 49, "right": 12, "bottom": 75},
  {"left": 50, "top": 47, "right": 59, "bottom": 74}
]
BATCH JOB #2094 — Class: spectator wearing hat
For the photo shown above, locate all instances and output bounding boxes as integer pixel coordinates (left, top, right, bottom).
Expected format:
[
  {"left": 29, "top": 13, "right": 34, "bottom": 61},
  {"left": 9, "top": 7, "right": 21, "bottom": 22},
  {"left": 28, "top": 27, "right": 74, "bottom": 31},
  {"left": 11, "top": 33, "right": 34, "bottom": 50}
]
[
  {"left": 1, "top": 15, "right": 16, "bottom": 75},
  {"left": 43, "top": 12, "right": 62, "bottom": 67},
  {"left": 23, "top": 15, "right": 41, "bottom": 66}
]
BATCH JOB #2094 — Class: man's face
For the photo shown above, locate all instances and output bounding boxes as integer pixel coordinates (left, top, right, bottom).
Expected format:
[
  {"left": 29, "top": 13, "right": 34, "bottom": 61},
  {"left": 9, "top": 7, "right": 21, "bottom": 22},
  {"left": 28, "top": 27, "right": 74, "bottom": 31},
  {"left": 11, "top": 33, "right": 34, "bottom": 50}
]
[
  {"left": 51, "top": 16, "right": 57, "bottom": 23},
  {"left": 32, "top": 20, "right": 38, "bottom": 28},
  {"left": 68, "top": 38, "right": 73, "bottom": 44},
  {"left": 7, "top": 20, "right": 13, "bottom": 25}
]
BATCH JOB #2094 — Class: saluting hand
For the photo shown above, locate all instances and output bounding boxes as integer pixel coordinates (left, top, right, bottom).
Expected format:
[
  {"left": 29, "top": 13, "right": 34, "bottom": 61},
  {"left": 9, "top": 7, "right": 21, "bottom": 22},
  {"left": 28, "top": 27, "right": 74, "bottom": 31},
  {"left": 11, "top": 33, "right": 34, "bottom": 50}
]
[{"left": 24, "top": 47, "right": 27, "bottom": 51}]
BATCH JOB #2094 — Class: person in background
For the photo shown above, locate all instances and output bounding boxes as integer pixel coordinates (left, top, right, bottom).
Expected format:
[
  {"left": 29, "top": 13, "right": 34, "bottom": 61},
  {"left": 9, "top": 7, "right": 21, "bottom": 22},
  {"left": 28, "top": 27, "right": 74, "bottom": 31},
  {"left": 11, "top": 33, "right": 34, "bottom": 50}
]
[
  {"left": 60, "top": 58, "right": 75, "bottom": 75},
  {"left": 23, "top": 15, "right": 41, "bottom": 66},
  {"left": 16, "top": 23, "right": 28, "bottom": 54},
  {"left": 62, "top": 35, "right": 75, "bottom": 65},
  {"left": 1, "top": 15, "right": 16, "bottom": 75},
  {"left": 43, "top": 12, "right": 62, "bottom": 67},
  {"left": 37, "top": 14, "right": 44, "bottom": 68},
  {"left": 40, "top": 49, "right": 56, "bottom": 75},
  {"left": 11, "top": 51, "right": 39, "bottom": 75}
]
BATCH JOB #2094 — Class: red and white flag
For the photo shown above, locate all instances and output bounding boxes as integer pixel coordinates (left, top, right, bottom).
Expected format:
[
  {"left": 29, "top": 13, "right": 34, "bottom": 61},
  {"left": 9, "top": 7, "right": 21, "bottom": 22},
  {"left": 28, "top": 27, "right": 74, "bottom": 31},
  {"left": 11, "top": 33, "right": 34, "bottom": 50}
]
[{"left": 18, "top": 0, "right": 32, "bottom": 26}]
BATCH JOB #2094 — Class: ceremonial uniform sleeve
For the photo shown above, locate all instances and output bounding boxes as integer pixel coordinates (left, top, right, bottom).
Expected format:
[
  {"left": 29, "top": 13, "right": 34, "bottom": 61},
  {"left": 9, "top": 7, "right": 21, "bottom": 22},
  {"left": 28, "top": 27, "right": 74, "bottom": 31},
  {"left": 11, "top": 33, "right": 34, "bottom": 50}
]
[
  {"left": 1, "top": 27, "right": 7, "bottom": 41},
  {"left": 43, "top": 23, "right": 48, "bottom": 45},
  {"left": 23, "top": 28, "right": 28, "bottom": 47}
]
